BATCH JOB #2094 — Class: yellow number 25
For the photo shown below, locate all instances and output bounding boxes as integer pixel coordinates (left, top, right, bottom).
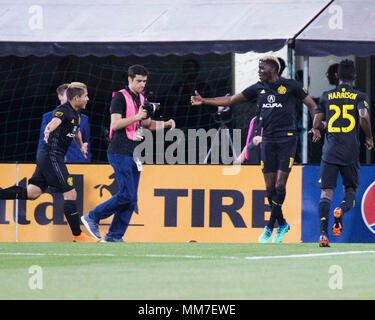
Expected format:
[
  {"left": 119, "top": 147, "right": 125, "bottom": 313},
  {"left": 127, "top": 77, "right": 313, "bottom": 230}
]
[{"left": 327, "top": 104, "right": 355, "bottom": 133}]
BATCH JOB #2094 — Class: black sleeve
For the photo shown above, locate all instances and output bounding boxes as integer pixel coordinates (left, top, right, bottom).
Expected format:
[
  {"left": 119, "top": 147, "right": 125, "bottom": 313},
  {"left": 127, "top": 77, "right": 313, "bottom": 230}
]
[
  {"left": 241, "top": 84, "right": 258, "bottom": 102},
  {"left": 110, "top": 92, "right": 126, "bottom": 116},
  {"left": 357, "top": 92, "right": 370, "bottom": 111},
  {"left": 291, "top": 80, "right": 308, "bottom": 100},
  {"left": 53, "top": 105, "right": 69, "bottom": 122},
  {"left": 315, "top": 94, "right": 327, "bottom": 114}
]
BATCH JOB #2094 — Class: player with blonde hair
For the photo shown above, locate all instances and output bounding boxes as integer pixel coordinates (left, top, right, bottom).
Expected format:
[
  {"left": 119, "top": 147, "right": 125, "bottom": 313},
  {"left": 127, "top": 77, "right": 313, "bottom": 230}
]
[
  {"left": 0, "top": 82, "right": 96, "bottom": 242},
  {"left": 191, "top": 55, "right": 317, "bottom": 243}
]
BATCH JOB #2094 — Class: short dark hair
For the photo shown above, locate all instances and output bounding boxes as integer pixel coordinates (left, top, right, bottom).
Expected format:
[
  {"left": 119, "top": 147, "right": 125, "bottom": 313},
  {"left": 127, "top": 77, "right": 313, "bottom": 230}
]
[
  {"left": 338, "top": 60, "right": 355, "bottom": 82},
  {"left": 66, "top": 82, "right": 87, "bottom": 101},
  {"left": 128, "top": 64, "right": 149, "bottom": 79},
  {"left": 277, "top": 57, "right": 286, "bottom": 76},
  {"left": 56, "top": 83, "right": 69, "bottom": 96},
  {"left": 326, "top": 63, "right": 339, "bottom": 85}
]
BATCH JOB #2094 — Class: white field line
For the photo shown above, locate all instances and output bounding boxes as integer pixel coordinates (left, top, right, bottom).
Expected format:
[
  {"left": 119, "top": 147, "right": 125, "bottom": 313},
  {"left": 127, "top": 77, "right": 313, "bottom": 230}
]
[{"left": 0, "top": 250, "right": 375, "bottom": 260}]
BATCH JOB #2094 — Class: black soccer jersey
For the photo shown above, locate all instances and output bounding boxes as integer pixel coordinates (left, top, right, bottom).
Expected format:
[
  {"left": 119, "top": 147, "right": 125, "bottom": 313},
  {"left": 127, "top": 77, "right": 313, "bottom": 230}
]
[
  {"left": 41, "top": 102, "right": 81, "bottom": 156},
  {"left": 316, "top": 84, "right": 368, "bottom": 166},
  {"left": 242, "top": 78, "right": 308, "bottom": 141}
]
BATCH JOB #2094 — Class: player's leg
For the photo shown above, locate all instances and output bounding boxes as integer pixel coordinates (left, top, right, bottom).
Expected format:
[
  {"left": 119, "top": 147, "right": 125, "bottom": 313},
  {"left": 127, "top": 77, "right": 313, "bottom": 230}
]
[
  {"left": 62, "top": 188, "right": 81, "bottom": 237},
  {"left": 318, "top": 160, "right": 338, "bottom": 246},
  {"left": 44, "top": 156, "right": 96, "bottom": 242},
  {"left": 0, "top": 165, "right": 45, "bottom": 200},
  {"left": 258, "top": 141, "right": 277, "bottom": 243},
  {"left": 270, "top": 137, "right": 297, "bottom": 243},
  {"left": 333, "top": 161, "right": 360, "bottom": 236},
  {"left": 271, "top": 170, "right": 291, "bottom": 243},
  {"left": 319, "top": 188, "right": 333, "bottom": 246},
  {"left": 62, "top": 187, "right": 97, "bottom": 242},
  {"left": 0, "top": 185, "right": 29, "bottom": 199}
]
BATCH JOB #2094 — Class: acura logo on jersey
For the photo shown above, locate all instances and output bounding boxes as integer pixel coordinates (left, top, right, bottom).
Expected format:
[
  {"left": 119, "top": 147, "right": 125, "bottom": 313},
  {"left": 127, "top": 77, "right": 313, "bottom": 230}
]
[
  {"left": 263, "top": 95, "right": 282, "bottom": 109},
  {"left": 267, "top": 95, "right": 276, "bottom": 103},
  {"left": 66, "top": 126, "right": 78, "bottom": 137}
]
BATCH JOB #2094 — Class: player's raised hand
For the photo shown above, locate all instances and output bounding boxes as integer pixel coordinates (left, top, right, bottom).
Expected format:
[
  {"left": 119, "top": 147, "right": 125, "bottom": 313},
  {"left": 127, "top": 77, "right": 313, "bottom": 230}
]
[{"left": 191, "top": 90, "right": 203, "bottom": 106}]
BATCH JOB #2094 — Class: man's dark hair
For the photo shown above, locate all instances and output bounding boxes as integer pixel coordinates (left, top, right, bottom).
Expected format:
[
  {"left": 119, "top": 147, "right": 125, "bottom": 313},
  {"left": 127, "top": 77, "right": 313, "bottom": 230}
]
[
  {"left": 277, "top": 57, "right": 286, "bottom": 76},
  {"left": 128, "top": 64, "right": 149, "bottom": 79},
  {"left": 326, "top": 63, "right": 339, "bottom": 86},
  {"left": 338, "top": 60, "right": 355, "bottom": 82},
  {"left": 56, "top": 83, "right": 69, "bottom": 96}
]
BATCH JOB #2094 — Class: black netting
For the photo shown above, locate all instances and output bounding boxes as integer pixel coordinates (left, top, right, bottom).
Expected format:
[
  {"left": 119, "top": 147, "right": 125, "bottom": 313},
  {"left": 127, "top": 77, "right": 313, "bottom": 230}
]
[{"left": 0, "top": 54, "right": 257, "bottom": 163}]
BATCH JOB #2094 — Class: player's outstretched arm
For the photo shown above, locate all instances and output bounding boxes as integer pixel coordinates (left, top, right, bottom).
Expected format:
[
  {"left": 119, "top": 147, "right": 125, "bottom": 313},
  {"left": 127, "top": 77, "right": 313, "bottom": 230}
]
[
  {"left": 191, "top": 90, "right": 246, "bottom": 107},
  {"left": 43, "top": 117, "right": 62, "bottom": 143}
]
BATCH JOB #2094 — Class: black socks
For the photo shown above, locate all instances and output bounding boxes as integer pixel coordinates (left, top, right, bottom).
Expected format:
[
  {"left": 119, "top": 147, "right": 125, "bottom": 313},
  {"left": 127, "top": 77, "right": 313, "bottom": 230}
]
[
  {"left": 63, "top": 200, "right": 81, "bottom": 236},
  {"left": 319, "top": 197, "right": 331, "bottom": 233},
  {"left": 267, "top": 188, "right": 286, "bottom": 229},
  {"left": 340, "top": 191, "right": 356, "bottom": 214},
  {"left": 0, "top": 186, "right": 28, "bottom": 199}
]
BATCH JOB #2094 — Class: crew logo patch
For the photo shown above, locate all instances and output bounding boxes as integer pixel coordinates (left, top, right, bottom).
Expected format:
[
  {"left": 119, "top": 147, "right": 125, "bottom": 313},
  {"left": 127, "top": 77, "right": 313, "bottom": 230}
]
[
  {"left": 67, "top": 177, "right": 73, "bottom": 186},
  {"left": 277, "top": 85, "right": 287, "bottom": 94}
]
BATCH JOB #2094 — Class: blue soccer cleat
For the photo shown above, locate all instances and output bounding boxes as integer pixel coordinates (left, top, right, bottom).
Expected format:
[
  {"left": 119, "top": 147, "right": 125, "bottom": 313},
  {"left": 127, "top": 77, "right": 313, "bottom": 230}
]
[
  {"left": 258, "top": 226, "right": 273, "bottom": 243},
  {"left": 272, "top": 222, "right": 290, "bottom": 243}
]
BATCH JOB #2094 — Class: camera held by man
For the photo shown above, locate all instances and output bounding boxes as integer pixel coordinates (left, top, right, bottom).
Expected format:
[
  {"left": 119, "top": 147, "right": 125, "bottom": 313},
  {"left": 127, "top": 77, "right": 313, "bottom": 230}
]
[{"left": 142, "top": 100, "right": 160, "bottom": 118}]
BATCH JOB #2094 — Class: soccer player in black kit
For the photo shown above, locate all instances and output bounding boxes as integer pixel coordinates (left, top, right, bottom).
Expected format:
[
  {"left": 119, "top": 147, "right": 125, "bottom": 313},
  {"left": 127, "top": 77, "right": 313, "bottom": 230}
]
[
  {"left": 191, "top": 55, "right": 317, "bottom": 243},
  {"left": 311, "top": 60, "right": 373, "bottom": 247},
  {"left": 0, "top": 82, "right": 97, "bottom": 242}
]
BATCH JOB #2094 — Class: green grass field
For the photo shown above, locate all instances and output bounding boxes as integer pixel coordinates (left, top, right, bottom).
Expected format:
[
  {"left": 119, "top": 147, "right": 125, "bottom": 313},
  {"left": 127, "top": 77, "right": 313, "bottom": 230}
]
[{"left": 1, "top": 242, "right": 375, "bottom": 300}]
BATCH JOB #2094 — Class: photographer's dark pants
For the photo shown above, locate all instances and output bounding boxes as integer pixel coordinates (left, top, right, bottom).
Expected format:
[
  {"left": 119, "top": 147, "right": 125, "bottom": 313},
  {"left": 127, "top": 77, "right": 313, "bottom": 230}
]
[{"left": 88, "top": 153, "right": 140, "bottom": 239}]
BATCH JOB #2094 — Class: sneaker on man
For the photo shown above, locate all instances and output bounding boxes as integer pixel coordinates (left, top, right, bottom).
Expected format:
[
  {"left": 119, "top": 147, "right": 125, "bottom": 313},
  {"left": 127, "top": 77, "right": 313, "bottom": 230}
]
[
  {"left": 332, "top": 207, "right": 343, "bottom": 236},
  {"left": 319, "top": 231, "right": 330, "bottom": 247},
  {"left": 73, "top": 232, "right": 100, "bottom": 242},
  {"left": 271, "top": 222, "right": 290, "bottom": 243},
  {"left": 101, "top": 235, "right": 124, "bottom": 243},
  {"left": 258, "top": 226, "right": 273, "bottom": 243},
  {"left": 81, "top": 215, "right": 101, "bottom": 240}
]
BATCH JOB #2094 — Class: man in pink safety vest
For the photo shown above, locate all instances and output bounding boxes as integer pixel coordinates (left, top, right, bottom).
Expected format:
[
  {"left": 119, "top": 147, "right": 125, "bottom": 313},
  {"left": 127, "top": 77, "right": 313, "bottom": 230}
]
[{"left": 81, "top": 64, "right": 175, "bottom": 242}]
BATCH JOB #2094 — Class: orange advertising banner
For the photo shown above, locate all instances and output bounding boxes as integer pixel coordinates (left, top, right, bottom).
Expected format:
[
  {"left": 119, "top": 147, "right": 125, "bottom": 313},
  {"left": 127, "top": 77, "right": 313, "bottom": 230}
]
[{"left": 0, "top": 164, "right": 302, "bottom": 242}]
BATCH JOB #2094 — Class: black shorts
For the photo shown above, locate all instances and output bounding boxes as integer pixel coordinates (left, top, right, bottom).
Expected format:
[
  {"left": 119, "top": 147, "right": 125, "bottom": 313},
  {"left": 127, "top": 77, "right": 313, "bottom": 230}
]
[
  {"left": 318, "top": 160, "right": 360, "bottom": 191},
  {"left": 261, "top": 136, "right": 297, "bottom": 173},
  {"left": 29, "top": 151, "right": 74, "bottom": 193}
]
